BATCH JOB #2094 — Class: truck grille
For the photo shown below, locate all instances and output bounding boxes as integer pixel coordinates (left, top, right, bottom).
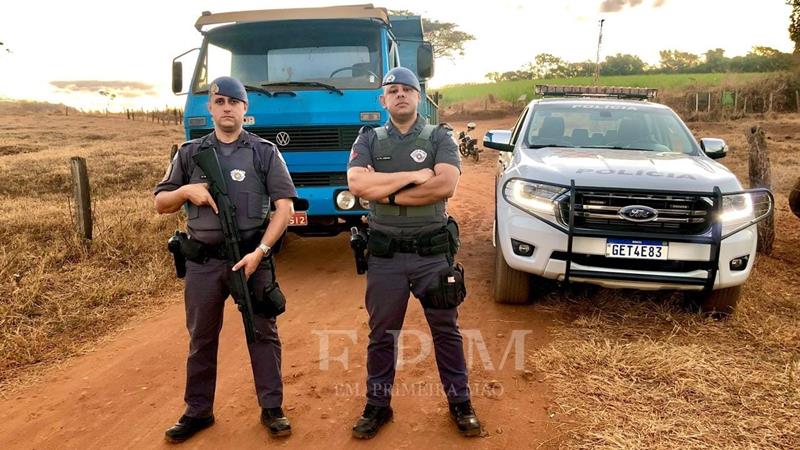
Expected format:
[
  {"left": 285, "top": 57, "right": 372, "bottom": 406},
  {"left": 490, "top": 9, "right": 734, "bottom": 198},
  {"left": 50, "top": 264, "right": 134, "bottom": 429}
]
[
  {"left": 291, "top": 172, "right": 347, "bottom": 187},
  {"left": 188, "top": 126, "right": 362, "bottom": 150},
  {"left": 558, "top": 191, "right": 713, "bottom": 235}
]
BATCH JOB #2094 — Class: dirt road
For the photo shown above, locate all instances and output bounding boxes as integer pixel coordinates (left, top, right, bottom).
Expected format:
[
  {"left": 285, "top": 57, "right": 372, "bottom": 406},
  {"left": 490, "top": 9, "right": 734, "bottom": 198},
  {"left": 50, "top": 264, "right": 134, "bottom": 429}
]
[{"left": 0, "top": 118, "right": 563, "bottom": 449}]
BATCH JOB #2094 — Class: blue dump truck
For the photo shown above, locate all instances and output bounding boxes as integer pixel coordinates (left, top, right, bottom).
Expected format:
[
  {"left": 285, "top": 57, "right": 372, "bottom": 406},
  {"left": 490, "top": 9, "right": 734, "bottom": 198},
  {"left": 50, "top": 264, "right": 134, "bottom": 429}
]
[{"left": 171, "top": 4, "right": 438, "bottom": 237}]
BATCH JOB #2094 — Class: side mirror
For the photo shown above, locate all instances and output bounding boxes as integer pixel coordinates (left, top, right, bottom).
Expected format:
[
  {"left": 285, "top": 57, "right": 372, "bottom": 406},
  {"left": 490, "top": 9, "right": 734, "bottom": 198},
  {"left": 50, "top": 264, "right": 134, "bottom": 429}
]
[
  {"left": 417, "top": 42, "right": 434, "bottom": 80},
  {"left": 172, "top": 61, "right": 183, "bottom": 94},
  {"left": 483, "top": 129, "right": 514, "bottom": 152},
  {"left": 700, "top": 138, "right": 728, "bottom": 159}
]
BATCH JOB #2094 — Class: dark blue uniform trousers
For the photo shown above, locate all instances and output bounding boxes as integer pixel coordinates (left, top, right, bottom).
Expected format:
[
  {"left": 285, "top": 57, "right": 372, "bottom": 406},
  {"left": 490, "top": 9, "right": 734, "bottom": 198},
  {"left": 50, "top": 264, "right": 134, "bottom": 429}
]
[
  {"left": 365, "top": 252, "right": 470, "bottom": 407},
  {"left": 183, "top": 258, "right": 283, "bottom": 418}
]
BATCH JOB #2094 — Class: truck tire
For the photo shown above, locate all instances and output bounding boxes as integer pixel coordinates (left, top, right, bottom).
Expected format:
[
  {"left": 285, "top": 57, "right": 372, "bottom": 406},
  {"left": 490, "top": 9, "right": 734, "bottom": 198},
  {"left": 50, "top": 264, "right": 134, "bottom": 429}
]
[
  {"left": 685, "top": 285, "right": 742, "bottom": 316},
  {"left": 494, "top": 229, "right": 530, "bottom": 304}
]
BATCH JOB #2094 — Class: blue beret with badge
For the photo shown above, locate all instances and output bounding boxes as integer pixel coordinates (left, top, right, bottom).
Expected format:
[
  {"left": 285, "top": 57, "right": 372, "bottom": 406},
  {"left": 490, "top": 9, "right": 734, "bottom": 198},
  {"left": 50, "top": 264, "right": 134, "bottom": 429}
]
[
  {"left": 382, "top": 67, "right": 420, "bottom": 92},
  {"left": 209, "top": 76, "right": 248, "bottom": 103}
]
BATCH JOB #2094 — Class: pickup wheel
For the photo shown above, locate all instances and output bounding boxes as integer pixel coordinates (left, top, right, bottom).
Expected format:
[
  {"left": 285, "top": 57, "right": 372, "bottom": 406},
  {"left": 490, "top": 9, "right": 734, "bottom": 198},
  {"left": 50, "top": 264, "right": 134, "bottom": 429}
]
[
  {"left": 685, "top": 285, "right": 742, "bottom": 316},
  {"left": 494, "top": 229, "right": 530, "bottom": 304}
]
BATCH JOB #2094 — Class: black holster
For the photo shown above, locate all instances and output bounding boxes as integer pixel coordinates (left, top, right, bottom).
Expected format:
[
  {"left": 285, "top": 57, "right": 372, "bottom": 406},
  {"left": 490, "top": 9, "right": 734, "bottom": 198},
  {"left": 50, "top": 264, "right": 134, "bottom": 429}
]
[
  {"left": 421, "top": 263, "right": 467, "bottom": 309},
  {"left": 350, "top": 227, "right": 369, "bottom": 274},
  {"left": 167, "top": 231, "right": 188, "bottom": 278},
  {"left": 252, "top": 256, "right": 286, "bottom": 318}
]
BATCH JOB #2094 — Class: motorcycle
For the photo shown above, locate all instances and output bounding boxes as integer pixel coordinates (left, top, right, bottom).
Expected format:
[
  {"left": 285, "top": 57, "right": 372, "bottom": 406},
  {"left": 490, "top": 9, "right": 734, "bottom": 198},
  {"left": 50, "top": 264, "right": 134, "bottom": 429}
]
[{"left": 457, "top": 122, "right": 481, "bottom": 162}]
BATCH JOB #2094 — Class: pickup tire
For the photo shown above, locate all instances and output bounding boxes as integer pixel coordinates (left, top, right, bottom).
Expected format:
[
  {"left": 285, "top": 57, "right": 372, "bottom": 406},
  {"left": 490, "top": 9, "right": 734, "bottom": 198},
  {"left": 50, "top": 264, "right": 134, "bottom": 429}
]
[
  {"left": 685, "top": 285, "right": 742, "bottom": 316},
  {"left": 494, "top": 229, "right": 530, "bottom": 304}
]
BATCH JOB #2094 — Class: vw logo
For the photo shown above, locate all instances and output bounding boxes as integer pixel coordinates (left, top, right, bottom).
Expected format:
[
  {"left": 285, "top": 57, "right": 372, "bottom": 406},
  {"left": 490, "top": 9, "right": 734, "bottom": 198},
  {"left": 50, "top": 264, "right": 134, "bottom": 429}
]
[
  {"left": 618, "top": 205, "right": 659, "bottom": 222},
  {"left": 275, "top": 131, "right": 291, "bottom": 147}
]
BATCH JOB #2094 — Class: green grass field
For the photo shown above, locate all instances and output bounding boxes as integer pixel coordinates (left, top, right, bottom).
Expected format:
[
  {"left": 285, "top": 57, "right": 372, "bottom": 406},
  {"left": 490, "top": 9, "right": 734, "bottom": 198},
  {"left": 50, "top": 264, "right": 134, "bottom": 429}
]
[{"left": 435, "top": 72, "right": 777, "bottom": 106}]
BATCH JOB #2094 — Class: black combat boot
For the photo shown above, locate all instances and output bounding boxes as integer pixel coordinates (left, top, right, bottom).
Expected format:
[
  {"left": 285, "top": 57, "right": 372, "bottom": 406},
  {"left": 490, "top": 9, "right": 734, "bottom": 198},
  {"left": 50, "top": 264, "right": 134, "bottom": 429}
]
[
  {"left": 164, "top": 414, "right": 215, "bottom": 443},
  {"left": 449, "top": 400, "right": 481, "bottom": 437},
  {"left": 261, "top": 407, "right": 292, "bottom": 437},
  {"left": 352, "top": 404, "right": 393, "bottom": 439}
]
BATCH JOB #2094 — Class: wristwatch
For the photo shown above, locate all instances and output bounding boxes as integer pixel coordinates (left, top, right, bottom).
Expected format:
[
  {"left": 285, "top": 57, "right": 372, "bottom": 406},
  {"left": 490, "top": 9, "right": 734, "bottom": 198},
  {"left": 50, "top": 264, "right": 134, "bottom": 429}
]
[
  {"left": 257, "top": 242, "right": 271, "bottom": 255},
  {"left": 388, "top": 193, "right": 397, "bottom": 205}
]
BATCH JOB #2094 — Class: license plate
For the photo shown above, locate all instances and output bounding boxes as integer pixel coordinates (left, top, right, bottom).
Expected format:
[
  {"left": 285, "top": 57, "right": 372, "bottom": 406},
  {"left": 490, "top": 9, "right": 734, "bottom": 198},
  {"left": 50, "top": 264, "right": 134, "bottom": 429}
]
[
  {"left": 288, "top": 211, "right": 308, "bottom": 226},
  {"left": 605, "top": 239, "right": 667, "bottom": 260}
]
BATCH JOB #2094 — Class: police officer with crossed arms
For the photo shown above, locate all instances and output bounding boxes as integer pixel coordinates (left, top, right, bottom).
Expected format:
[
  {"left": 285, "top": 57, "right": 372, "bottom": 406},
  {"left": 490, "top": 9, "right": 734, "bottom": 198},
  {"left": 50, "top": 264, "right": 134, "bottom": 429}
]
[
  {"left": 154, "top": 76, "right": 296, "bottom": 442},
  {"left": 347, "top": 67, "right": 482, "bottom": 438}
]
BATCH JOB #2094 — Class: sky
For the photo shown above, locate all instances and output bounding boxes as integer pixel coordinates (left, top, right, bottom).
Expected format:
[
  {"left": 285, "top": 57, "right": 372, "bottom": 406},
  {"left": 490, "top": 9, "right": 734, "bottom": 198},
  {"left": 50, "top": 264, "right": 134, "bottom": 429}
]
[{"left": 0, "top": 0, "right": 794, "bottom": 111}]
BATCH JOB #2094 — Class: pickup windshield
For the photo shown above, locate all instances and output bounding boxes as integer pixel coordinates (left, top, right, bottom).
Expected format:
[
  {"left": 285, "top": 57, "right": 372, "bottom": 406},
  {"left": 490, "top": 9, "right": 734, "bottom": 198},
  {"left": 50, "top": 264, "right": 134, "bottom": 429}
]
[
  {"left": 524, "top": 103, "right": 700, "bottom": 154},
  {"left": 193, "top": 20, "right": 383, "bottom": 93}
]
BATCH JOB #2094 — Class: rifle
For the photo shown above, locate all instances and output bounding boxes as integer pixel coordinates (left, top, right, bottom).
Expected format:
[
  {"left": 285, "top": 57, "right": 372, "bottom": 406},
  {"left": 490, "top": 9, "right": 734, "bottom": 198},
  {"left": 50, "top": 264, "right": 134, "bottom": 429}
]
[{"left": 192, "top": 148, "right": 261, "bottom": 343}]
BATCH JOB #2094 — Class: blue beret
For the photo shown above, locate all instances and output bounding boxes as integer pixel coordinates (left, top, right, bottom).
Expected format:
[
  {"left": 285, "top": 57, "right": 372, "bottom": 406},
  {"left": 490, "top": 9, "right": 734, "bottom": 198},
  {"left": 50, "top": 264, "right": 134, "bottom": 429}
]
[
  {"left": 382, "top": 67, "right": 420, "bottom": 92},
  {"left": 209, "top": 76, "right": 248, "bottom": 103}
]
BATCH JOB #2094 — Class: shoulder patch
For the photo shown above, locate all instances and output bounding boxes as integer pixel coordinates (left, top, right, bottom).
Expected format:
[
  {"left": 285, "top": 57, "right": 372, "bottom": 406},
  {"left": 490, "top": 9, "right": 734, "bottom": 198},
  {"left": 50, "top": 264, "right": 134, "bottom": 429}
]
[{"left": 358, "top": 126, "right": 374, "bottom": 135}]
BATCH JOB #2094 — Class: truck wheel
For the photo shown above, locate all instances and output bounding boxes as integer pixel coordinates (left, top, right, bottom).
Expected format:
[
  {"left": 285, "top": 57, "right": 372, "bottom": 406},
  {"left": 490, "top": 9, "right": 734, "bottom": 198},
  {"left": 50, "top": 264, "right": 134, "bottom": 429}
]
[
  {"left": 685, "top": 285, "right": 742, "bottom": 316},
  {"left": 494, "top": 230, "right": 530, "bottom": 304}
]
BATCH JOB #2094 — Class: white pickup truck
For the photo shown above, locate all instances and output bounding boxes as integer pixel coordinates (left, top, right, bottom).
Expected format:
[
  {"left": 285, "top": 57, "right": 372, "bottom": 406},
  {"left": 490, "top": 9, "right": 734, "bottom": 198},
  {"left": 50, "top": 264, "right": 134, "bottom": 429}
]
[{"left": 484, "top": 85, "right": 773, "bottom": 314}]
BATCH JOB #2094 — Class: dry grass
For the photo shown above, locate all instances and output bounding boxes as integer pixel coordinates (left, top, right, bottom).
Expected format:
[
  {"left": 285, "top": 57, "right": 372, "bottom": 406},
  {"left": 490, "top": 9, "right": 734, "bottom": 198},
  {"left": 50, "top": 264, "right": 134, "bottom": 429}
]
[
  {"left": 526, "top": 116, "right": 800, "bottom": 449},
  {"left": 0, "top": 112, "right": 184, "bottom": 391}
]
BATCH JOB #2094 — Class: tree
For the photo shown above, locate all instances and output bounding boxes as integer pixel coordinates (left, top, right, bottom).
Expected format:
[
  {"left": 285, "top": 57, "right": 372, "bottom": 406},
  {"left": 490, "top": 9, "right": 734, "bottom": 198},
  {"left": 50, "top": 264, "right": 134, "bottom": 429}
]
[
  {"left": 601, "top": 53, "right": 646, "bottom": 76},
  {"left": 389, "top": 10, "right": 475, "bottom": 58},
  {"left": 659, "top": 50, "right": 700, "bottom": 72},
  {"left": 789, "top": 0, "right": 800, "bottom": 53},
  {"left": 702, "top": 48, "right": 728, "bottom": 72}
]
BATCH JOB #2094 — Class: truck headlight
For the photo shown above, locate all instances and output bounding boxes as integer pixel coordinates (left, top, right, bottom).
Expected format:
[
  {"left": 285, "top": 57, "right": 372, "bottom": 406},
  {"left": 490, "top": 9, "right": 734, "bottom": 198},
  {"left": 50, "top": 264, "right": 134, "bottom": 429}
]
[
  {"left": 719, "top": 193, "right": 754, "bottom": 225},
  {"left": 503, "top": 179, "right": 567, "bottom": 217},
  {"left": 336, "top": 190, "right": 357, "bottom": 210},
  {"left": 719, "top": 193, "right": 754, "bottom": 235}
]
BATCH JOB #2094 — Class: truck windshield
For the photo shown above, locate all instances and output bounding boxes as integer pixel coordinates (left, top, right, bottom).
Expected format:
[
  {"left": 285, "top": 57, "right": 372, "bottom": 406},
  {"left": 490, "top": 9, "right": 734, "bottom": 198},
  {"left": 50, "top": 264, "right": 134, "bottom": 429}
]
[
  {"left": 524, "top": 103, "right": 700, "bottom": 154},
  {"left": 194, "top": 20, "right": 383, "bottom": 92}
]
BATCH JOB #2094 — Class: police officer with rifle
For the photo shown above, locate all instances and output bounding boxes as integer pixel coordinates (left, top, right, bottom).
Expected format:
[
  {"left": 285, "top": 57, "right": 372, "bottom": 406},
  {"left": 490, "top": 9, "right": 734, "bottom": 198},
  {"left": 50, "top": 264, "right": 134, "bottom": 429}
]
[{"left": 154, "top": 76, "right": 296, "bottom": 442}]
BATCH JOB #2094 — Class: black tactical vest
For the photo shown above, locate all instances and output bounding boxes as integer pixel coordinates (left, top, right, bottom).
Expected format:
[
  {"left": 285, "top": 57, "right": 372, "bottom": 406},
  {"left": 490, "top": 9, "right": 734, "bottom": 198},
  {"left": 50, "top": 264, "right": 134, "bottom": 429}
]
[
  {"left": 368, "top": 123, "right": 448, "bottom": 237},
  {"left": 186, "top": 136, "right": 270, "bottom": 244}
]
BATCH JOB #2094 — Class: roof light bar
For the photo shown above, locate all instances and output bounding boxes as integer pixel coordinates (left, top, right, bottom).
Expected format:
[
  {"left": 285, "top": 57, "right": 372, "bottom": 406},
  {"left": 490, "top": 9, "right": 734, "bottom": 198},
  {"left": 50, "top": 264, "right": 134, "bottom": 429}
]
[{"left": 535, "top": 85, "right": 658, "bottom": 100}]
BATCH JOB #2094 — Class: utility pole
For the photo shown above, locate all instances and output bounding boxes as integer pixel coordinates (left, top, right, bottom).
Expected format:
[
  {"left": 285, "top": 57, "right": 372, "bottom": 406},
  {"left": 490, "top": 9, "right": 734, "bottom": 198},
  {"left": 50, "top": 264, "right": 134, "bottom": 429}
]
[{"left": 593, "top": 19, "right": 605, "bottom": 85}]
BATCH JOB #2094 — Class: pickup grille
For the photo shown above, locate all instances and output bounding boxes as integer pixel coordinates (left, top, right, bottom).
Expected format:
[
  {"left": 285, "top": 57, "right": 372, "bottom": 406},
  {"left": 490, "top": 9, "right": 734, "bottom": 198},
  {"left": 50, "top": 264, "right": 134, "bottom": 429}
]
[
  {"left": 291, "top": 172, "right": 347, "bottom": 187},
  {"left": 558, "top": 191, "right": 713, "bottom": 235},
  {"left": 188, "top": 126, "right": 362, "bottom": 151}
]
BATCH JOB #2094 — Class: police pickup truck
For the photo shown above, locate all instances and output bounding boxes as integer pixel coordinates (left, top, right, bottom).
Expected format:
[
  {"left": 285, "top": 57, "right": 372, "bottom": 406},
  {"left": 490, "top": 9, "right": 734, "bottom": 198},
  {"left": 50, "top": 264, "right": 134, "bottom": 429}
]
[{"left": 484, "top": 85, "right": 773, "bottom": 314}]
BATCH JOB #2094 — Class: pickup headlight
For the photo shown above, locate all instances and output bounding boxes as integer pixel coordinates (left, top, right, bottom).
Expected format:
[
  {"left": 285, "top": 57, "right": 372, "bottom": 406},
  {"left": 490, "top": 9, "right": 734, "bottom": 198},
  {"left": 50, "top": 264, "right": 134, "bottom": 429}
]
[
  {"left": 719, "top": 193, "right": 754, "bottom": 236},
  {"left": 503, "top": 179, "right": 567, "bottom": 217}
]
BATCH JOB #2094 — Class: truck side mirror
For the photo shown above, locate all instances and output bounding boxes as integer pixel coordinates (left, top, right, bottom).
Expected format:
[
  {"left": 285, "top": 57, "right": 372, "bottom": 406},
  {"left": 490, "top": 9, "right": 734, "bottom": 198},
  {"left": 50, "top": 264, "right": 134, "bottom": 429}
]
[
  {"left": 700, "top": 138, "right": 727, "bottom": 159},
  {"left": 417, "top": 42, "right": 434, "bottom": 80},
  {"left": 172, "top": 61, "right": 183, "bottom": 94},
  {"left": 484, "top": 129, "right": 514, "bottom": 152}
]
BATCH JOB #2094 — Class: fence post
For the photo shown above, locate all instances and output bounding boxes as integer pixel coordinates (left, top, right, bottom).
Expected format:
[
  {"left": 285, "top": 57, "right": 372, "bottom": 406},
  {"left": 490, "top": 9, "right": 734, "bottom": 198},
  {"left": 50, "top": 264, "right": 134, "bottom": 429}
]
[
  {"left": 795, "top": 90, "right": 799, "bottom": 113},
  {"left": 695, "top": 93, "right": 699, "bottom": 112},
  {"left": 768, "top": 92, "right": 773, "bottom": 113},
  {"left": 707, "top": 92, "right": 711, "bottom": 113},
  {"left": 746, "top": 126, "right": 773, "bottom": 254},
  {"left": 70, "top": 157, "right": 92, "bottom": 240}
]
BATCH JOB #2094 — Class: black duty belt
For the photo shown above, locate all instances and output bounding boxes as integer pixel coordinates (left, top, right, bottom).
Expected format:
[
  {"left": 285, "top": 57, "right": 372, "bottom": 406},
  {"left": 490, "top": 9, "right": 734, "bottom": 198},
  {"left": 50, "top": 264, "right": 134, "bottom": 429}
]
[{"left": 197, "top": 234, "right": 263, "bottom": 260}]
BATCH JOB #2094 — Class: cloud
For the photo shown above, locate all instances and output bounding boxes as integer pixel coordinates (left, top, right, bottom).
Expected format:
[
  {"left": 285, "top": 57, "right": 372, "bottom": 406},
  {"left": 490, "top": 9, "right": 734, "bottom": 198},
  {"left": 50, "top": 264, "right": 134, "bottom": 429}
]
[
  {"left": 599, "top": 0, "right": 645, "bottom": 13},
  {"left": 49, "top": 80, "right": 157, "bottom": 98}
]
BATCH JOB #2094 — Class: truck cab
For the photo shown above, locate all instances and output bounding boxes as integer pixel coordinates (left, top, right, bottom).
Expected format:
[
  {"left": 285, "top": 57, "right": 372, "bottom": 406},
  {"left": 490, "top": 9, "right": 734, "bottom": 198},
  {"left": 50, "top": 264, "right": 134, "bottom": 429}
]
[{"left": 172, "top": 4, "right": 437, "bottom": 235}]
